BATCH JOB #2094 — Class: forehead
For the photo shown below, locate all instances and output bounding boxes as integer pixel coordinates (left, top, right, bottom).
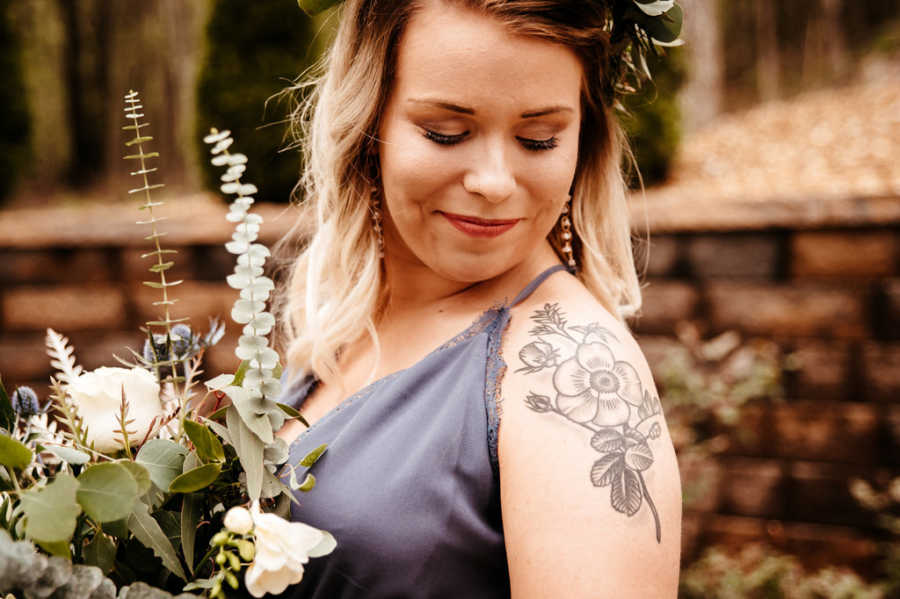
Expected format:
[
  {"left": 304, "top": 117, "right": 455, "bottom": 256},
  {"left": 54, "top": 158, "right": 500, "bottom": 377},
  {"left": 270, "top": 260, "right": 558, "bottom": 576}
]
[{"left": 393, "top": 1, "right": 583, "bottom": 112}]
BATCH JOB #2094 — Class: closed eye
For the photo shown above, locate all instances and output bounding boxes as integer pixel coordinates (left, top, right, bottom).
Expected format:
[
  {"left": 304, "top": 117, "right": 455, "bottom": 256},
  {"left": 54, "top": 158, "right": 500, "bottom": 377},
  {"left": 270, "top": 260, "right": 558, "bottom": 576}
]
[
  {"left": 423, "top": 129, "right": 559, "bottom": 151},
  {"left": 517, "top": 136, "right": 559, "bottom": 151},
  {"left": 423, "top": 129, "right": 468, "bottom": 145}
]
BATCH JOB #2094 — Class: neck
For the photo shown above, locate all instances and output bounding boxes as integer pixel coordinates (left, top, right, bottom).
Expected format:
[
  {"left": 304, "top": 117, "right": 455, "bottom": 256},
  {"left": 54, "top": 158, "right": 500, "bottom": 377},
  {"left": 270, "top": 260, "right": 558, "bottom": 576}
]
[{"left": 380, "top": 239, "right": 562, "bottom": 318}]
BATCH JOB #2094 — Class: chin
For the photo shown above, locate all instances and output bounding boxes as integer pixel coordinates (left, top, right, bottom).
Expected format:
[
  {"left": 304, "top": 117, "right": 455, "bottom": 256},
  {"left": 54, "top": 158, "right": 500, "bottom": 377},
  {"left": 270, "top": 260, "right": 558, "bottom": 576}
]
[{"left": 428, "top": 251, "right": 514, "bottom": 284}]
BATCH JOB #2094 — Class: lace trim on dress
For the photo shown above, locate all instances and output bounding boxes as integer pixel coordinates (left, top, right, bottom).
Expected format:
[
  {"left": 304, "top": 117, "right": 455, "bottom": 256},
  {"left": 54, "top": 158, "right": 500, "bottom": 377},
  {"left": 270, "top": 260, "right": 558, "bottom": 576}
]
[{"left": 484, "top": 306, "right": 513, "bottom": 482}]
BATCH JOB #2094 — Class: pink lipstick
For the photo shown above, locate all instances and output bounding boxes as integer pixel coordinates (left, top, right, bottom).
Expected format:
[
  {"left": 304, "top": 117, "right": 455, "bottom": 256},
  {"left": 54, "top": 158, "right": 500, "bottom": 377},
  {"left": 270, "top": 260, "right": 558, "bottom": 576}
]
[{"left": 441, "top": 212, "right": 520, "bottom": 238}]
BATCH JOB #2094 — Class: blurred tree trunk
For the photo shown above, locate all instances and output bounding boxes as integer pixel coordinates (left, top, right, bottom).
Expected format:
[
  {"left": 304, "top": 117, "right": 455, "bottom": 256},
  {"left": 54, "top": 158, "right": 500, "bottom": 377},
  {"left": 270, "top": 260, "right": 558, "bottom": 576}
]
[
  {"left": 754, "top": 0, "right": 780, "bottom": 101},
  {"left": 678, "top": 0, "right": 724, "bottom": 133},
  {"left": 58, "top": 0, "right": 90, "bottom": 185},
  {"left": 12, "top": 0, "right": 210, "bottom": 201},
  {"left": 803, "top": 0, "right": 848, "bottom": 85},
  {"left": 821, "top": 0, "right": 847, "bottom": 80}
]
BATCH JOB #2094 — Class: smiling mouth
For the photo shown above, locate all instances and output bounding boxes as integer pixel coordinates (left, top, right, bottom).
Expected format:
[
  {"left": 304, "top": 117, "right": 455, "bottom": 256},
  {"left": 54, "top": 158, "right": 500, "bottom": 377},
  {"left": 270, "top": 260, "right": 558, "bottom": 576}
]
[
  {"left": 440, "top": 212, "right": 521, "bottom": 238},
  {"left": 441, "top": 212, "right": 520, "bottom": 225}
]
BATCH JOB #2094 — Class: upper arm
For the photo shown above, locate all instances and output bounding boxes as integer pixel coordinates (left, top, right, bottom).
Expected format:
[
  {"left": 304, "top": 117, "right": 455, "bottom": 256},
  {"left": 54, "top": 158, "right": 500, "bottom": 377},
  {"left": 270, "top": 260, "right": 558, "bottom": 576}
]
[{"left": 497, "top": 301, "right": 682, "bottom": 599}]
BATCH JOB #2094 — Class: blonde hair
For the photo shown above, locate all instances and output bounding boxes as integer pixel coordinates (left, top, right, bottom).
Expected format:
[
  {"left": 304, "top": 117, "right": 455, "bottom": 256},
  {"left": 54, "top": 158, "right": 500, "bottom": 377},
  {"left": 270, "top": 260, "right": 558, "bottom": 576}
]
[{"left": 275, "top": 0, "right": 643, "bottom": 387}]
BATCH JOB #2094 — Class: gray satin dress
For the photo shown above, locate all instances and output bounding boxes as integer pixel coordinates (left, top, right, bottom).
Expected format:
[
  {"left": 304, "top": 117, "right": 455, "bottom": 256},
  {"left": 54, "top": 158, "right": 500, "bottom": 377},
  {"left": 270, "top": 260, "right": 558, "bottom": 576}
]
[{"left": 279, "top": 264, "right": 571, "bottom": 598}]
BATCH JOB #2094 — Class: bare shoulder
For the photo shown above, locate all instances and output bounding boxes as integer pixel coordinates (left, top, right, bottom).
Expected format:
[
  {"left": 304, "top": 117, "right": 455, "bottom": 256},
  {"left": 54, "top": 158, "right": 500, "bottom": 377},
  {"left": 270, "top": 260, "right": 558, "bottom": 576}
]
[{"left": 497, "top": 274, "right": 682, "bottom": 598}]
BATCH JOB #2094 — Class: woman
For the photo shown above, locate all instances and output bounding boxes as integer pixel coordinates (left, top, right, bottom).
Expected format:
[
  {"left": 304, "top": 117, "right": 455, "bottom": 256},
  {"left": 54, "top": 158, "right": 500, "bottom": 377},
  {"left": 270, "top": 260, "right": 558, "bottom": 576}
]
[{"left": 275, "top": 0, "right": 683, "bottom": 596}]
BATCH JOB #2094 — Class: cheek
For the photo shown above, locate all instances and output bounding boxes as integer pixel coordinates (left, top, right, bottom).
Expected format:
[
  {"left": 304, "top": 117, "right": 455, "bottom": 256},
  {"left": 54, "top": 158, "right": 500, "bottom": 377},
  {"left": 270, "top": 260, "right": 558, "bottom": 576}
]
[{"left": 380, "top": 135, "right": 452, "bottom": 217}]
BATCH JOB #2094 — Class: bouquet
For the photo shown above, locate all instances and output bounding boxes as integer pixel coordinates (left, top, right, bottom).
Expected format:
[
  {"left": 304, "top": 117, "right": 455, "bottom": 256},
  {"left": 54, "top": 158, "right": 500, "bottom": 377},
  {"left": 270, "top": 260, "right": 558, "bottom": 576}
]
[{"left": 0, "top": 91, "right": 334, "bottom": 599}]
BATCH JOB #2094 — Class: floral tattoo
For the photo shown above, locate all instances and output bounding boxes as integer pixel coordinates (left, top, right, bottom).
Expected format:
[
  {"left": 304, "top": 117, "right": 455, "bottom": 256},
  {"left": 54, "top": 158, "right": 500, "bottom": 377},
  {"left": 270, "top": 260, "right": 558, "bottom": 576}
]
[{"left": 517, "top": 303, "right": 664, "bottom": 542}]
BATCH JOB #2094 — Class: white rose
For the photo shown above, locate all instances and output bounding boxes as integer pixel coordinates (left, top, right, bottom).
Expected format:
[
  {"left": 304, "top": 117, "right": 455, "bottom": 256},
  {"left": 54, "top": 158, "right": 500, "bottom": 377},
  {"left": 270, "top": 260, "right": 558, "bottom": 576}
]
[
  {"left": 223, "top": 506, "right": 253, "bottom": 535},
  {"left": 244, "top": 504, "right": 336, "bottom": 597},
  {"left": 67, "top": 366, "right": 163, "bottom": 453}
]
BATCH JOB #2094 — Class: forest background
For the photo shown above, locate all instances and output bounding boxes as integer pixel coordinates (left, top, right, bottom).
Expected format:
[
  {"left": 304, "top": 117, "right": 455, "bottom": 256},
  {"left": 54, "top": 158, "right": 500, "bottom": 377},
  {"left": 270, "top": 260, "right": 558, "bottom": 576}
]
[{"left": 2, "top": 0, "right": 897, "bottom": 206}]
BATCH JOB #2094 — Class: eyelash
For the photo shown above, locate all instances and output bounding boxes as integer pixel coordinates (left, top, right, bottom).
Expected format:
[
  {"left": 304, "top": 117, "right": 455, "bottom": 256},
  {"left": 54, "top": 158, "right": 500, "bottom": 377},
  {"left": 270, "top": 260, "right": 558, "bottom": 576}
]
[{"left": 423, "top": 129, "right": 559, "bottom": 152}]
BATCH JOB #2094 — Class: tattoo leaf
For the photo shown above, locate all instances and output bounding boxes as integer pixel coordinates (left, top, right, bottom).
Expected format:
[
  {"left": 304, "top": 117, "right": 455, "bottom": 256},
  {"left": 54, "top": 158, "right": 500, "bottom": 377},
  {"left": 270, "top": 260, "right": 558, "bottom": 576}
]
[
  {"left": 528, "top": 324, "right": 556, "bottom": 338},
  {"left": 590, "top": 453, "right": 623, "bottom": 487},
  {"left": 532, "top": 303, "right": 567, "bottom": 330},
  {"left": 637, "top": 389, "right": 661, "bottom": 421},
  {"left": 611, "top": 467, "right": 643, "bottom": 516},
  {"left": 524, "top": 392, "right": 552, "bottom": 413},
  {"left": 649, "top": 422, "right": 661, "bottom": 440},
  {"left": 590, "top": 428, "right": 625, "bottom": 454},
  {"left": 570, "top": 323, "right": 618, "bottom": 344},
  {"left": 624, "top": 439, "right": 654, "bottom": 471}
]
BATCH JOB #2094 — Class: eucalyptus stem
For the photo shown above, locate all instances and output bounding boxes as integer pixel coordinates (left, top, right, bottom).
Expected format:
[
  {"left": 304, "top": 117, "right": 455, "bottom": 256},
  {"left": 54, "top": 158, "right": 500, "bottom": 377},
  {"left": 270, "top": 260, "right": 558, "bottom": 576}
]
[{"left": 123, "top": 90, "right": 191, "bottom": 440}]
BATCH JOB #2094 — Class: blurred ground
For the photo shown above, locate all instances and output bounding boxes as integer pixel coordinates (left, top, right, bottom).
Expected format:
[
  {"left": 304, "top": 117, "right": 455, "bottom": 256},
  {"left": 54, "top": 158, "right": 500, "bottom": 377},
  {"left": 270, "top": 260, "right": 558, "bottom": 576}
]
[{"left": 648, "top": 79, "right": 900, "bottom": 205}]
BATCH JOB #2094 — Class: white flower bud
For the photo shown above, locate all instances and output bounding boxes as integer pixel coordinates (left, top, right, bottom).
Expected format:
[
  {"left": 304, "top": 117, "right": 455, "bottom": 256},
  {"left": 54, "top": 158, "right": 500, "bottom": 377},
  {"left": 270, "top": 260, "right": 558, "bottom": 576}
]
[{"left": 224, "top": 506, "right": 254, "bottom": 535}]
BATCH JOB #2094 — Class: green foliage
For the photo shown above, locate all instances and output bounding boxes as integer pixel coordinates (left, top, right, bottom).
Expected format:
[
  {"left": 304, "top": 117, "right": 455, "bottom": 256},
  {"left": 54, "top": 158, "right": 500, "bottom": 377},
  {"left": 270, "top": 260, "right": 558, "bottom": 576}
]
[
  {"left": 134, "top": 439, "right": 188, "bottom": 492},
  {"left": 0, "top": 433, "right": 33, "bottom": 471},
  {"left": 849, "top": 476, "right": 900, "bottom": 596},
  {"left": 76, "top": 463, "right": 139, "bottom": 523},
  {"left": 680, "top": 544, "right": 888, "bottom": 599},
  {"left": 184, "top": 419, "right": 225, "bottom": 464},
  {"left": 196, "top": 1, "right": 318, "bottom": 203},
  {"left": 83, "top": 531, "right": 117, "bottom": 574},
  {"left": 0, "top": 0, "right": 30, "bottom": 203},
  {"left": 20, "top": 473, "right": 81, "bottom": 544},
  {"left": 168, "top": 463, "right": 222, "bottom": 494},
  {"left": 619, "top": 46, "right": 686, "bottom": 187},
  {"left": 126, "top": 501, "right": 186, "bottom": 582}
]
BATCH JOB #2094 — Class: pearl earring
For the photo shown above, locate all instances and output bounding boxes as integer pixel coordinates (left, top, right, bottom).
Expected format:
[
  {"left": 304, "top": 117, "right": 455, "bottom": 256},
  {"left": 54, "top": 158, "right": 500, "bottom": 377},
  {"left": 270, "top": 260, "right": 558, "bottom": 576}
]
[
  {"left": 370, "top": 188, "right": 384, "bottom": 258},
  {"left": 560, "top": 198, "right": 576, "bottom": 268}
]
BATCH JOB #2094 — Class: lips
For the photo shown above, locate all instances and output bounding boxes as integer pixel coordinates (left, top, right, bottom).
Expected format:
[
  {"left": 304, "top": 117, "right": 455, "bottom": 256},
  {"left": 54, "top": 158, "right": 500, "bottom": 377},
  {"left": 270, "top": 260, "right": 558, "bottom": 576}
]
[{"left": 440, "top": 212, "right": 521, "bottom": 238}]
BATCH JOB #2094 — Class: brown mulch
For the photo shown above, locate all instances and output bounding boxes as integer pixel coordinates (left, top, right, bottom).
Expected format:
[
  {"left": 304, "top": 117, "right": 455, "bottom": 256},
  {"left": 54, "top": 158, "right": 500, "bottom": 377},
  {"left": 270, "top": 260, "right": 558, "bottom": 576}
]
[{"left": 645, "top": 80, "right": 900, "bottom": 204}]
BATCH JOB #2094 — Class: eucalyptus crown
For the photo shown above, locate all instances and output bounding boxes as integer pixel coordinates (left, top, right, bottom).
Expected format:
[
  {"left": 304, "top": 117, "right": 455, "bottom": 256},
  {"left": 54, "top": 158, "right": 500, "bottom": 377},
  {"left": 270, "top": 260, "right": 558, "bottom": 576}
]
[{"left": 296, "top": 0, "right": 683, "bottom": 106}]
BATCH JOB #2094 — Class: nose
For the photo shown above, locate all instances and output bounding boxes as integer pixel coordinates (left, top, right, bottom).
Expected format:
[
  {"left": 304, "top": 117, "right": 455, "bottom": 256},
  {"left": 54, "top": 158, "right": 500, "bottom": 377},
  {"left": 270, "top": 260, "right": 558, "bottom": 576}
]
[{"left": 462, "top": 138, "right": 516, "bottom": 203}]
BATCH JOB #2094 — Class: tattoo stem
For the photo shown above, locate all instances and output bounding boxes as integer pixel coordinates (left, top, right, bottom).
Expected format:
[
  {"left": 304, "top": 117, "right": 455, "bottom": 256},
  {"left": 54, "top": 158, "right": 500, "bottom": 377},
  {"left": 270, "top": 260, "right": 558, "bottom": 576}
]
[
  {"left": 638, "top": 471, "right": 661, "bottom": 543},
  {"left": 552, "top": 325, "right": 580, "bottom": 345},
  {"left": 549, "top": 407, "right": 602, "bottom": 434}
]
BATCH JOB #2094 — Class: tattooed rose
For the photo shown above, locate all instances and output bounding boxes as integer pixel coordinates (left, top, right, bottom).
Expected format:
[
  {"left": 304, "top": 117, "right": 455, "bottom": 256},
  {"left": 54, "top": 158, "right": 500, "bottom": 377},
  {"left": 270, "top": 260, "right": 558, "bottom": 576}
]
[
  {"left": 552, "top": 341, "right": 643, "bottom": 427},
  {"left": 518, "top": 340, "right": 558, "bottom": 372}
]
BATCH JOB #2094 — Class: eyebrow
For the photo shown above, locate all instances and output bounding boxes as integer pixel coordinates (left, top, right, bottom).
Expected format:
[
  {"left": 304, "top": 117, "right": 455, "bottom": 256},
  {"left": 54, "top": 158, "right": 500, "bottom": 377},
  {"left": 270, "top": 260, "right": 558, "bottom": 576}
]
[{"left": 407, "top": 98, "right": 573, "bottom": 118}]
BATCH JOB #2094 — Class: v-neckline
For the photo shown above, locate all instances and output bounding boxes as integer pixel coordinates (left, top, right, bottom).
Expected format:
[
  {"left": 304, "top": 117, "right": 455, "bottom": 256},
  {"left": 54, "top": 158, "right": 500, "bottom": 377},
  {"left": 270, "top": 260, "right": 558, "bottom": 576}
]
[
  {"left": 285, "top": 262, "right": 572, "bottom": 445},
  {"left": 288, "top": 301, "right": 508, "bottom": 443}
]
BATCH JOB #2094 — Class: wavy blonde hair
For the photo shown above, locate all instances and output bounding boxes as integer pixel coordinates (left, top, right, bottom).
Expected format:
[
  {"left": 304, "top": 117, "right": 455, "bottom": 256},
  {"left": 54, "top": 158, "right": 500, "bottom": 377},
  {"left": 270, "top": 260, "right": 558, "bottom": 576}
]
[{"left": 275, "top": 0, "right": 643, "bottom": 387}]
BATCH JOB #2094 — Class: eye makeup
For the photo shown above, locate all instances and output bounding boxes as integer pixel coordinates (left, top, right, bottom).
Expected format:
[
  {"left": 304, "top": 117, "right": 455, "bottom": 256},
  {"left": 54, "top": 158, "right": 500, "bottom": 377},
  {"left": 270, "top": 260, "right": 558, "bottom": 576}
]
[{"left": 422, "top": 128, "right": 559, "bottom": 151}]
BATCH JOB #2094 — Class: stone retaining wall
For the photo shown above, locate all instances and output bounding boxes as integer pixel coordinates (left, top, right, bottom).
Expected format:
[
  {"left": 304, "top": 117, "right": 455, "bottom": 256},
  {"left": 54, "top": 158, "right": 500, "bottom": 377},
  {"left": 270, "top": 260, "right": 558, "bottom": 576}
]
[
  {"left": 1, "top": 193, "right": 897, "bottom": 575},
  {"left": 634, "top": 194, "right": 899, "bottom": 575}
]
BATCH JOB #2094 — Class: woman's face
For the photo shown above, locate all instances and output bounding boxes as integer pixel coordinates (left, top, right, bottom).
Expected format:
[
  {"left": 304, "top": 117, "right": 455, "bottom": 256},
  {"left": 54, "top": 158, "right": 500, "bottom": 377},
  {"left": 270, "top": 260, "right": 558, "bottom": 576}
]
[{"left": 376, "top": 0, "right": 583, "bottom": 284}]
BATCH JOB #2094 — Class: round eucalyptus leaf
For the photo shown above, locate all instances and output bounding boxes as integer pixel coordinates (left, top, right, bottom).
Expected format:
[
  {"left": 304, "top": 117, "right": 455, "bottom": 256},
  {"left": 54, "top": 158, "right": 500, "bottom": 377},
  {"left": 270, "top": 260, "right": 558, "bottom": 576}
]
[
  {"left": 76, "top": 462, "right": 139, "bottom": 523},
  {"left": 135, "top": 439, "right": 188, "bottom": 492},
  {"left": 20, "top": 473, "right": 81, "bottom": 543},
  {"left": 118, "top": 460, "right": 153, "bottom": 495}
]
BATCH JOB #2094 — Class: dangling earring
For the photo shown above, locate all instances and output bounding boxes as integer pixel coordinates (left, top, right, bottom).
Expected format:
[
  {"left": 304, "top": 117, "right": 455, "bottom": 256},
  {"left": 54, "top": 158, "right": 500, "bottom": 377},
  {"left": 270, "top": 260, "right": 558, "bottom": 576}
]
[
  {"left": 370, "top": 188, "right": 385, "bottom": 258},
  {"left": 559, "top": 197, "right": 576, "bottom": 268}
]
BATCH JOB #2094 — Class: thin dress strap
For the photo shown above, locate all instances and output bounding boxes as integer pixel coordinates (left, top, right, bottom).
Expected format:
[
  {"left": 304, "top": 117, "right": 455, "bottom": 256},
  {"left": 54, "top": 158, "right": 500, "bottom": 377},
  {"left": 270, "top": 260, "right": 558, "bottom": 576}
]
[{"left": 510, "top": 264, "right": 573, "bottom": 307}]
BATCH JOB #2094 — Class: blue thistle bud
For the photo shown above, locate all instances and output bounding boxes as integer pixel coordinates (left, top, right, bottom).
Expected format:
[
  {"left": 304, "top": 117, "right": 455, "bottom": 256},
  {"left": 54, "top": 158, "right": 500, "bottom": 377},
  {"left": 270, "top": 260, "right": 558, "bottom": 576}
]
[
  {"left": 170, "top": 324, "right": 194, "bottom": 357},
  {"left": 11, "top": 386, "right": 41, "bottom": 417}
]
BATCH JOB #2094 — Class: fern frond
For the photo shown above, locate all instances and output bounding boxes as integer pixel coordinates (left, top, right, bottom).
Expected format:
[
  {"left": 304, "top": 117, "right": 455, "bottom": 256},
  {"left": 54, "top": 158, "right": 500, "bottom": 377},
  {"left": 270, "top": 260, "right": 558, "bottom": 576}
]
[
  {"left": 44, "top": 328, "right": 83, "bottom": 387},
  {"left": 48, "top": 377, "right": 88, "bottom": 449}
]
